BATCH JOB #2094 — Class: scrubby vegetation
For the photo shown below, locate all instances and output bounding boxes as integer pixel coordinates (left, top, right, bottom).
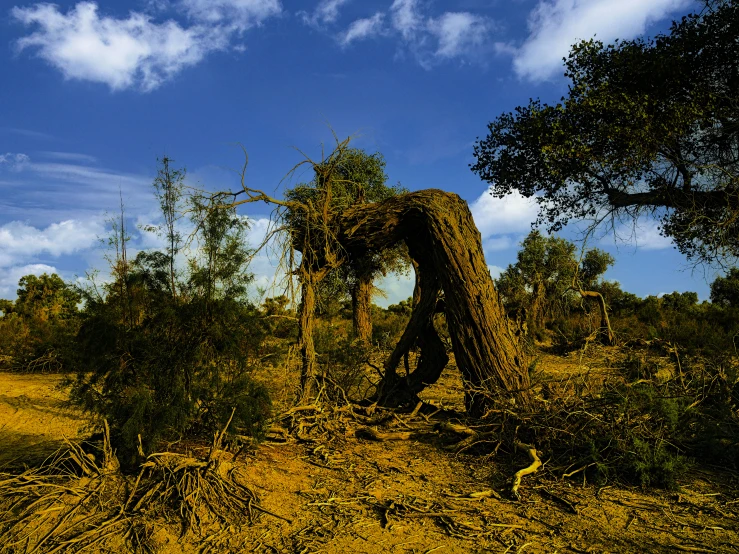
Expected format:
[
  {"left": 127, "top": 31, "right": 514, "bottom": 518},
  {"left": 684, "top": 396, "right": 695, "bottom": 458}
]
[
  {"left": 0, "top": 3, "right": 737, "bottom": 550},
  {"left": 0, "top": 148, "right": 736, "bottom": 551}
]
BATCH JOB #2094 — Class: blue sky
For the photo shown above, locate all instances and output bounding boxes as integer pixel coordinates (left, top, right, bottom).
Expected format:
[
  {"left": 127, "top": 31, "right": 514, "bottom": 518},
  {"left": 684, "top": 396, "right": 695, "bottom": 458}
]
[{"left": 0, "top": 0, "right": 719, "bottom": 305}]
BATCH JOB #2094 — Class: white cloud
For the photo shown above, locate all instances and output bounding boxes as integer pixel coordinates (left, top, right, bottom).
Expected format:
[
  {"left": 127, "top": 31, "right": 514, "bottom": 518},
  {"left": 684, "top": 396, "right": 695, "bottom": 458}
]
[
  {"left": 390, "top": 0, "right": 424, "bottom": 40},
  {"left": 605, "top": 217, "right": 673, "bottom": 251},
  {"left": 513, "top": 0, "right": 691, "bottom": 81},
  {"left": 428, "top": 12, "right": 489, "bottom": 59},
  {"left": 339, "top": 13, "right": 385, "bottom": 46},
  {"left": 488, "top": 265, "right": 504, "bottom": 280},
  {"left": 41, "top": 151, "right": 98, "bottom": 163},
  {"left": 295, "top": 0, "right": 495, "bottom": 66},
  {"left": 387, "top": 0, "right": 493, "bottom": 65},
  {"left": 469, "top": 189, "right": 539, "bottom": 239},
  {"left": 0, "top": 219, "right": 104, "bottom": 269},
  {"left": 0, "top": 153, "right": 30, "bottom": 171},
  {"left": 0, "top": 263, "right": 59, "bottom": 299},
  {"left": 300, "top": 0, "right": 350, "bottom": 27},
  {"left": 10, "top": 1, "right": 278, "bottom": 91},
  {"left": 5, "top": 155, "right": 153, "bottom": 218},
  {"left": 483, "top": 236, "right": 515, "bottom": 252},
  {"left": 376, "top": 270, "right": 414, "bottom": 308},
  {"left": 12, "top": 2, "right": 223, "bottom": 91},
  {"left": 180, "top": 0, "right": 281, "bottom": 29}
]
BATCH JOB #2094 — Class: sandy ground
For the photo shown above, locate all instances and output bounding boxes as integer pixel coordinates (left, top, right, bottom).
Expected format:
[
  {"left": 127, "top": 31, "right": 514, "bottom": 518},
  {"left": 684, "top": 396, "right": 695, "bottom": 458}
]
[
  {"left": 0, "top": 353, "right": 738, "bottom": 553},
  {"left": 0, "top": 372, "right": 86, "bottom": 469}
]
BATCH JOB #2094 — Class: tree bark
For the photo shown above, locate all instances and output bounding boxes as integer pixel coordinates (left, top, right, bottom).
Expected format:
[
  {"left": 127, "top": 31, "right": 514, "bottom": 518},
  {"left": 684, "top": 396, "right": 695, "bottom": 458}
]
[
  {"left": 351, "top": 273, "right": 373, "bottom": 345},
  {"left": 378, "top": 255, "right": 447, "bottom": 405},
  {"left": 339, "top": 189, "right": 532, "bottom": 414},
  {"left": 297, "top": 270, "right": 320, "bottom": 402}
]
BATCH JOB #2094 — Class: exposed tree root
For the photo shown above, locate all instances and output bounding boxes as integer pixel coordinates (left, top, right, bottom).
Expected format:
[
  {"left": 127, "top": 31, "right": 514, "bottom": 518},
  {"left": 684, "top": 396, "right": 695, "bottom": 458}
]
[
  {"left": 0, "top": 417, "right": 267, "bottom": 553},
  {"left": 511, "top": 442, "right": 542, "bottom": 500}
]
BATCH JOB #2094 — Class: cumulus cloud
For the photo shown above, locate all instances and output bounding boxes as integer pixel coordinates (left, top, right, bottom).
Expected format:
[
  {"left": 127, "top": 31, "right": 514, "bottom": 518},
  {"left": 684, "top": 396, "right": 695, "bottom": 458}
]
[
  {"left": 0, "top": 219, "right": 104, "bottom": 269},
  {"left": 11, "top": 1, "right": 282, "bottom": 91},
  {"left": 12, "top": 2, "right": 229, "bottom": 91},
  {"left": 300, "top": 0, "right": 350, "bottom": 27},
  {"left": 469, "top": 189, "right": 539, "bottom": 239},
  {"left": 513, "top": 0, "right": 691, "bottom": 81},
  {"left": 0, "top": 263, "right": 59, "bottom": 299},
  {"left": 339, "top": 13, "right": 385, "bottom": 46}
]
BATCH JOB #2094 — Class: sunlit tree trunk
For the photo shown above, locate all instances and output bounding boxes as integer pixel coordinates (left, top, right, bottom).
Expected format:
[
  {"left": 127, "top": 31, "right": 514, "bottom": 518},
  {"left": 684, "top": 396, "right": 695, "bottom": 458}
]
[{"left": 340, "top": 190, "right": 532, "bottom": 414}]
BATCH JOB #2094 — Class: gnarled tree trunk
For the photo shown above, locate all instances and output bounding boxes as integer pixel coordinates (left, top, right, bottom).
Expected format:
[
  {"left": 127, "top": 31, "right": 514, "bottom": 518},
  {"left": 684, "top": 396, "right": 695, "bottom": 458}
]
[
  {"left": 339, "top": 189, "right": 532, "bottom": 415},
  {"left": 379, "top": 255, "right": 448, "bottom": 405}
]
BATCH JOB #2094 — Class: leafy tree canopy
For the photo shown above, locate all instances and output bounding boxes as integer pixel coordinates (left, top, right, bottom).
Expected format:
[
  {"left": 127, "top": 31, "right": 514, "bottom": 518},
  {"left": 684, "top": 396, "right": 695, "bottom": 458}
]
[
  {"left": 285, "top": 147, "right": 409, "bottom": 298},
  {"left": 710, "top": 267, "right": 739, "bottom": 307},
  {"left": 496, "top": 230, "right": 613, "bottom": 330},
  {"left": 472, "top": 0, "right": 739, "bottom": 265},
  {"left": 15, "top": 273, "right": 80, "bottom": 321}
]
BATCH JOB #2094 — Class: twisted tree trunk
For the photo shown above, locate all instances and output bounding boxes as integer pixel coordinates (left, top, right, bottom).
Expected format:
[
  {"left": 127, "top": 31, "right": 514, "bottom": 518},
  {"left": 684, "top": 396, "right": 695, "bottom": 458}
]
[
  {"left": 379, "top": 255, "right": 448, "bottom": 405},
  {"left": 339, "top": 190, "right": 532, "bottom": 414}
]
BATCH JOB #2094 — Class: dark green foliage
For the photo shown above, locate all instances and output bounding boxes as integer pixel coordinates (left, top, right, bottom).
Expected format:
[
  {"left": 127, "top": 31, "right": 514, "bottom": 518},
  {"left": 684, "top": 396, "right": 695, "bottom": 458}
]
[
  {"left": 472, "top": 0, "right": 739, "bottom": 265},
  {"left": 0, "top": 273, "right": 80, "bottom": 372},
  {"left": 711, "top": 268, "right": 739, "bottom": 308},
  {"left": 495, "top": 230, "right": 613, "bottom": 338},
  {"left": 625, "top": 438, "right": 689, "bottom": 489},
  {"left": 69, "top": 159, "right": 271, "bottom": 467}
]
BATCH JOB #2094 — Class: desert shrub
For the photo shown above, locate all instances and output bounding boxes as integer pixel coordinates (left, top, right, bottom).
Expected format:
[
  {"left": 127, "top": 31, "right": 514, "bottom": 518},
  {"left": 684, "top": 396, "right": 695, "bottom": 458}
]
[
  {"left": 72, "top": 289, "right": 273, "bottom": 467},
  {"left": 624, "top": 437, "right": 690, "bottom": 489},
  {"left": 531, "top": 346, "right": 738, "bottom": 490},
  {"left": 68, "top": 160, "right": 272, "bottom": 468}
]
